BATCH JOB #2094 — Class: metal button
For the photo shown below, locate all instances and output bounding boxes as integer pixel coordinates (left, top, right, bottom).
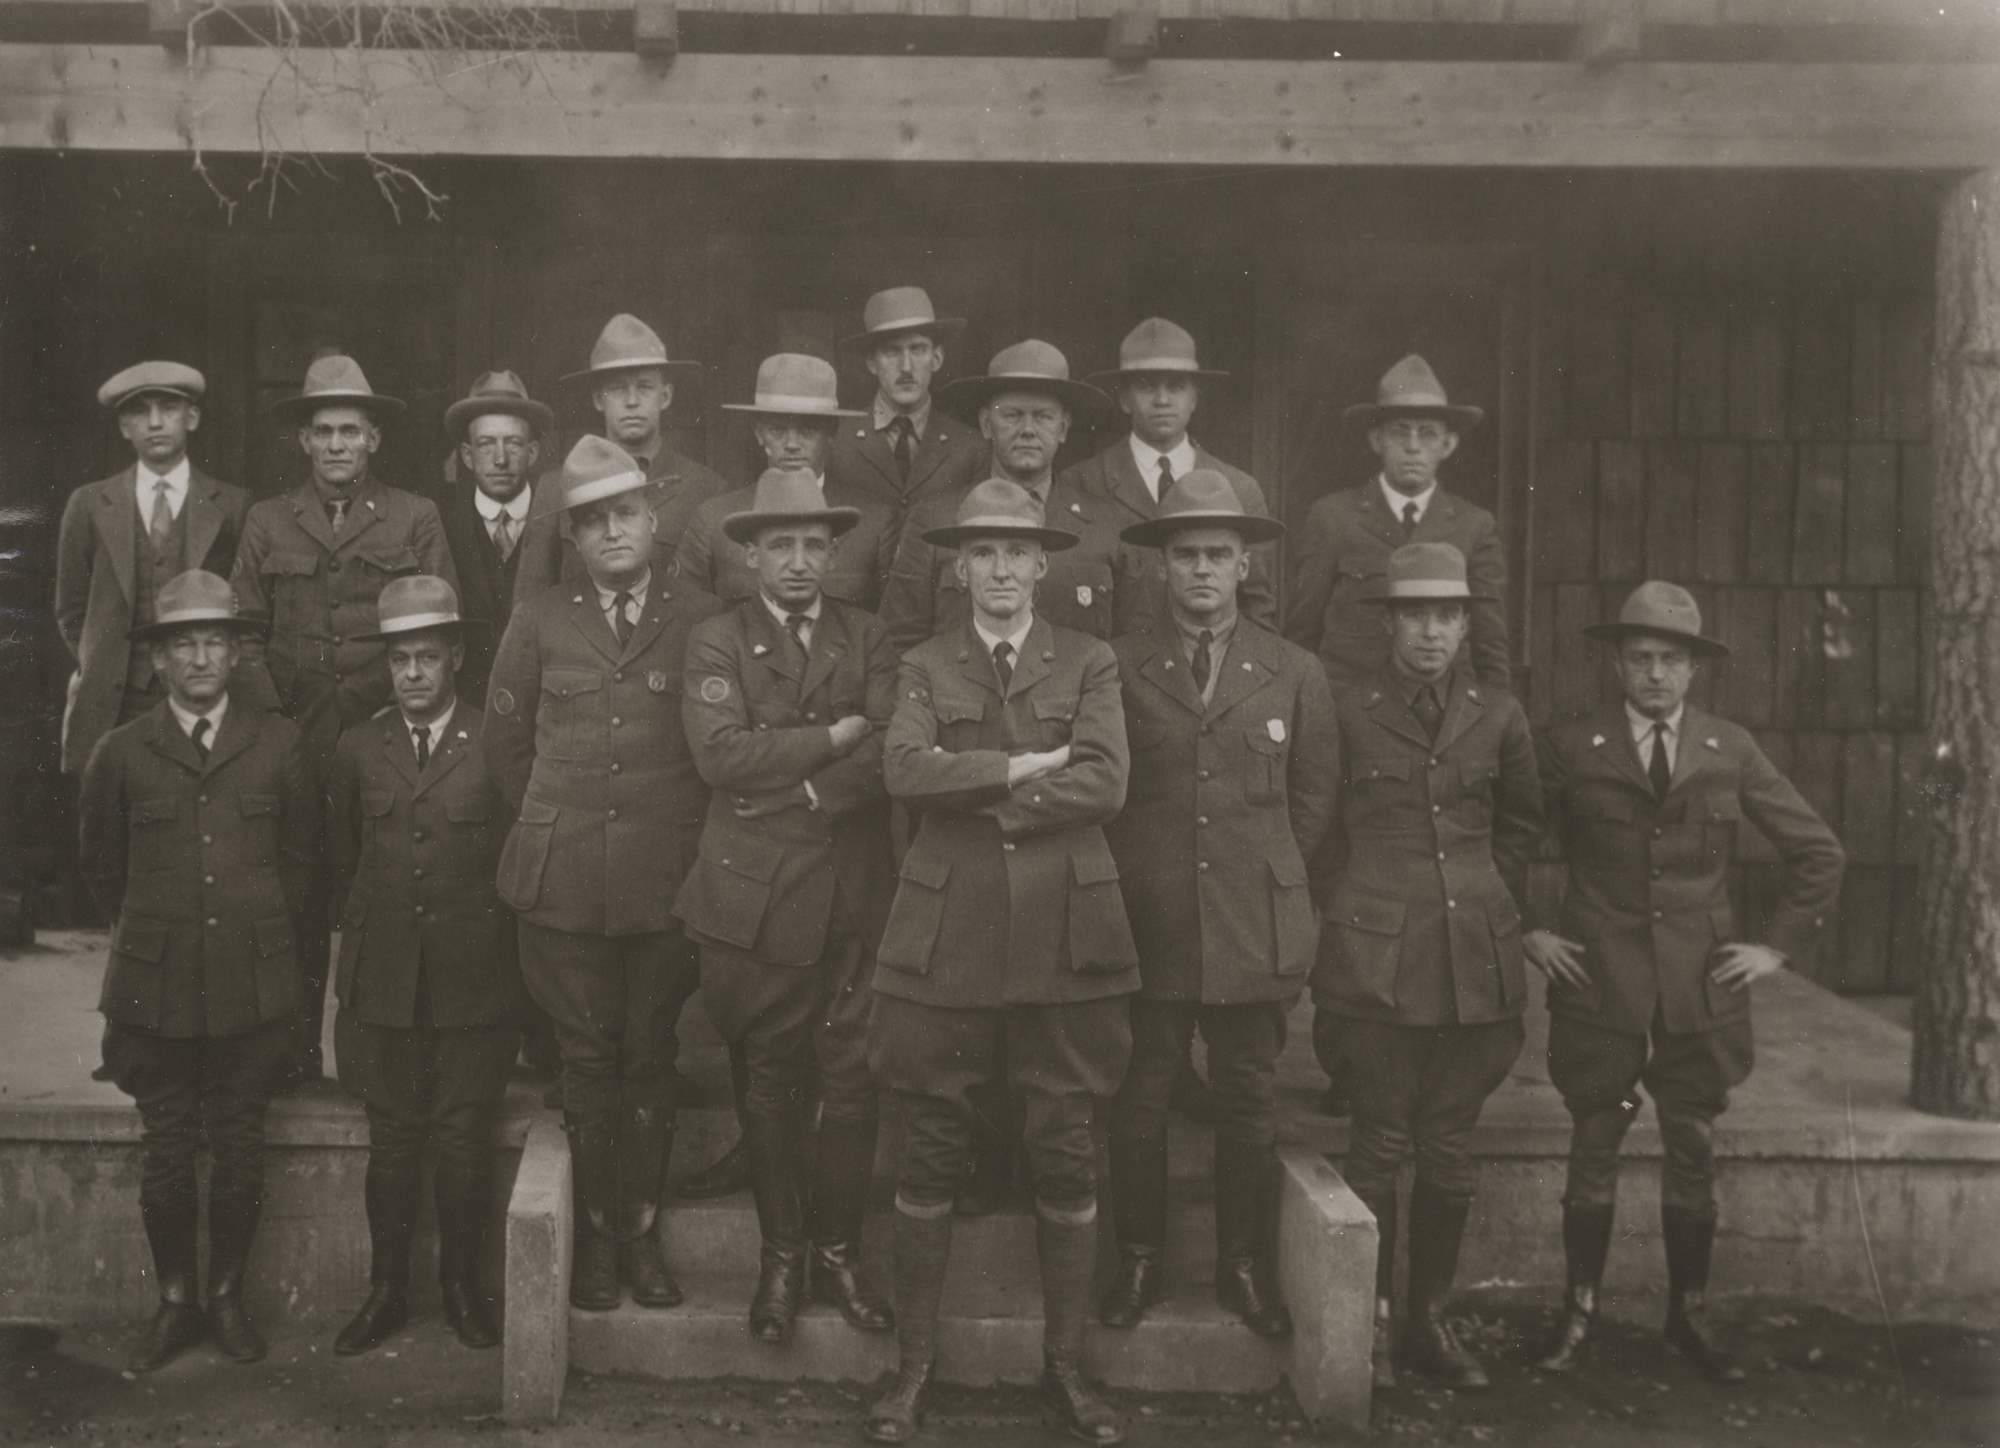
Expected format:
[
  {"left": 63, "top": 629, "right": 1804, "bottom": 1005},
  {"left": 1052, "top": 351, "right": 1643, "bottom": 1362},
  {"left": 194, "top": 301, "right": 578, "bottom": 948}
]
[
  {"left": 1429, "top": 758, "right": 1439, "bottom": 767},
  {"left": 1197, "top": 816, "right": 1209, "bottom": 827},
  {"left": 614, "top": 671, "right": 625, "bottom": 682},
  {"left": 1437, "top": 851, "right": 1446, "bottom": 861},
  {"left": 198, "top": 795, "right": 209, "bottom": 805},
  {"left": 1198, "top": 770, "right": 1211, "bottom": 781},
  {"left": 608, "top": 808, "right": 620, "bottom": 821},
  {"left": 414, "top": 867, "right": 425, "bottom": 879},
  {"left": 610, "top": 762, "right": 622, "bottom": 775},
  {"left": 413, "top": 830, "right": 427, "bottom": 842},
  {"left": 611, "top": 716, "right": 622, "bottom": 728},
  {"left": 1446, "top": 899, "right": 1456, "bottom": 909},
  {"left": 201, "top": 834, "right": 213, "bottom": 845},
  {"left": 1002, "top": 842, "right": 1015, "bottom": 852},
  {"left": 206, "top": 916, "right": 219, "bottom": 926},
  {"left": 329, "top": 560, "right": 342, "bottom": 573},
  {"left": 333, "top": 636, "right": 343, "bottom": 646},
  {"left": 1196, "top": 862, "right": 1208, "bottom": 872},
  {"left": 1653, "top": 909, "right": 1664, "bottom": 919},
  {"left": 1431, "top": 805, "right": 1441, "bottom": 815},
  {"left": 806, "top": 712, "right": 818, "bottom": 722},
  {"left": 1650, "top": 867, "right": 1661, "bottom": 878},
  {"left": 203, "top": 875, "right": 215, "bottom": 886}
]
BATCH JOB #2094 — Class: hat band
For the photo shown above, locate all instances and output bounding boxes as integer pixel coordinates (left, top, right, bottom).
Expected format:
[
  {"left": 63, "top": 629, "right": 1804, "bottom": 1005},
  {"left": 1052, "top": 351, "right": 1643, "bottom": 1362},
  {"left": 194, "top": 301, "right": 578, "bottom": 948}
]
[
  {"left": 593, "top": 354, "right": 671, "bottom": 371},
  {"left": 1379, "top": 393, "right": 1452, "bottom": 408},
  {"left": 866, "top": 313, "right": 940, "bottom": 335},
  {"left": 751, "top": 392, "right": 843, "bottom": 413},
  {"left": 153, "top": 606, "right": 244, "bottom": 627},
  {"left": 1116, "top": 356, "right": 1203, "bottom": 373},
  {"left": 950, "top": 513, "right": 1050, "bottom": 533},
  {"left": 565, "top": 469, "right": 651, "bottom": 508},
  {"left": 379, "top": 611, "right": 462, "bottom": 633},
  {"left": 1380, "top": 580, "right": 1473, "bottom": 599}
]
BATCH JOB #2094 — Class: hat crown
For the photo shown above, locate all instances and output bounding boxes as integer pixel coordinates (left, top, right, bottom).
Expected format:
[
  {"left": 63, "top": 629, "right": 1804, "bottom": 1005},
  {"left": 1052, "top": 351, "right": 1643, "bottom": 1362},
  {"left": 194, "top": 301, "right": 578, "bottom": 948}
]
[
  {"left": 557, "top": 434, "right": 648, "bottom": 510},
  {"left": 1375, "top": 354, "right": 1452, "bottom": 409},
  {"left": 1156, "top": 468, "right": 1249, "bottom": 522},
  {"left": 1117, "top": 317, "right": 1201, "bottom": 371},
  {"left": 1618, "top": 580, "right": 1705, "bottom": 637},
  {"left": 465, "top": 369, "right": 531, "bottom": 401},
  {"left": 983, "top": 339, "right": 1073, "bottom": 385},
  {"left": 954, "top": 478, "right": 1047, "bottom": 531},
  {"left": 300, "top": 354, "right": 379, "bottom": 400},
  {"left": 1385, "top": 541, "right": 1470, "bottom": 591},
  {"left": 861, "top": 287, "right": 940, "bottom": 334},
  {"left": 100, "top": 360, "right": 205, "bottom": 409},
  {"left": 374, "top": 574, "right": 463, "bottom": 630},
  {"left": 153, "top": 569, "right": 243, "bottom": 623},
  {"left": 752, "top": 353, "right": 841, "bottom": 409},
  {"left": 589, "top": 314, "right": 670, "bottom": 372},
  {"left": 748, "top": 466, "right": 835, "bottom": 520}
]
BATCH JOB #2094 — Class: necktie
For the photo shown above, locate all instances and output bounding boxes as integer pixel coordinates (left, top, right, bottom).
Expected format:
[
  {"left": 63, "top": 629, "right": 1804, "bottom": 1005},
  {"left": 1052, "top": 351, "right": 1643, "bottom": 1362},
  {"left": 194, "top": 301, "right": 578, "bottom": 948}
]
[
  {"left": 1649, "top": 721, "right": 1672, "bottom": 800},
  {"left": 992, "top": 640, "right": 1014, "bottom": 693},
  {"left": 1156, "top": 456, "right": 1175, "bottom": 503},
  {"left": 1412, "top": 682, "right": 1443, "bottom": 740},
  {"left": 785, "top": 611, "right": 812, "bottom": 658},
  {"left": 1401, "top": 500, "right": 1420, "bottom": 538},
  {"left": 1192, "top": 628, "right": 1214, "bottom": 694},
  {"left": 491, "top": 512, "right": 516, "bottom": 562},
  {"left": 191, "top": 716, "right": 211, "bottom": 761},
  {"left": 887, "top": 416, "right": 915, "bottom": 487},
  {"left": 611, "top": 590, "right": 633, "bottom": 646},
  {"left": 327, "top": 495, "right": 349, "bottom": 534},
  {"left": 413, "top": 725, "right": 431, "bottom": 772},
  {"left": 149, "top": 479, "right": 175, "bottom": 553}
]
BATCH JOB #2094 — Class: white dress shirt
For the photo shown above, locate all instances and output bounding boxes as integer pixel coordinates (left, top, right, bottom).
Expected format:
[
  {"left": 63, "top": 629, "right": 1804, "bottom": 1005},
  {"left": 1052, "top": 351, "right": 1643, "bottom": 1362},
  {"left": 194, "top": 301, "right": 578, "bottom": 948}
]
[
  {"left": 167, "top": 693, "right": 227, "bottom": 747},
  {"left": 973, "top": 614, "right": 1035, "bottom": 677},
  {"left": 1626, "top": 701, "right": 1684, "bottom": 774},
  {"left": 136, "top": 458, "right": 192, "bottom": 530},
  {"left": 1130, "top": 434, "right": 1199, "bottom": 502},
  {"left": 1379, "top": 475, "right": 1438, "bottom": 526},
  {"left": 594, "top": 571, "right": 651, "bottom": 634},
  {"left": 402, "top": 700, "right": 458, "bottom": 764},
  {"left": 762, "top": 591, "right": 823, "bottom": 651},
  {"left": 472, "top": 485, "right": 532, "bottom": 547}
]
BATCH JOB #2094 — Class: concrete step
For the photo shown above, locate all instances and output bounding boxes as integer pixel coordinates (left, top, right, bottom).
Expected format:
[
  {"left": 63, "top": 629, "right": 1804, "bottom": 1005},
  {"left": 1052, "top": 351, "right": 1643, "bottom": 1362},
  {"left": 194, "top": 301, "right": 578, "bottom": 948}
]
[{"left": 568, "top": 1272, "right": 1290, "bottom": 1393}]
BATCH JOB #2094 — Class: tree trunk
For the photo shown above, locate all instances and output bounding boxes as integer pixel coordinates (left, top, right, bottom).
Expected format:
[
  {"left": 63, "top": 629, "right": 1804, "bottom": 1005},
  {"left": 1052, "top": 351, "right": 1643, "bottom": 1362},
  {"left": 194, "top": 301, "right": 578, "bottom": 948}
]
[{"left": 1912, "top": 168, "right": 2000, "bottom": 1120}]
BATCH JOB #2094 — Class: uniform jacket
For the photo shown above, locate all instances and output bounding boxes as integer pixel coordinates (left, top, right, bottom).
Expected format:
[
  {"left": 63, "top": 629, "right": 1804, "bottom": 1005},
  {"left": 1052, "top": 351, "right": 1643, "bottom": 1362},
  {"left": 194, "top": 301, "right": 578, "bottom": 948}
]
[
  {"left": 1106, "top": 616, "right": 1339, "bottom": 1004},
  {"left": 1312, "top": 667, "right": 1541, "bottom": 1027},
  {"left": 484, "top": 576, "right": 717, "bottom": 936},
  {"left": 674, "top": 596, "right": 898, "bottom": 967},
  {"left": 1058, "top": 441, "right": 1278, "bottom": 634},
  {"left": 79, "top": 702, "right": 318, "bottom": 1038},
  {"left": 508, "top": 447, "right": 731, "bottom": 612},
  {"left": 54, "top": 465, "right": 250, "bottom": 773},
  {"left": 330, "top": 705, "right": 515, "bottom": 1031},
  {"left": 437, "top": 483, "right": 532, "bottom": 705},
  {"left": 878, "top": 615, "right": 1139, "bottom": 1008},
  {"left": 1534, "top": 704, "right": 1845, "bottom": 1038},
  {"left": 829, "top": 412, "right": 986, "bottom": 597},
  {"left": 231, "top": 476, "right": 458, "bottom": 745},
  {"left": 1285, "top": 481, "right": 1511, "bottom": 689},
  {"left": 673, "top": 474, "right": 898, "bottom": 613},
  {"left": 878, "top": 471, "right": 1134, "bottom": 655}
]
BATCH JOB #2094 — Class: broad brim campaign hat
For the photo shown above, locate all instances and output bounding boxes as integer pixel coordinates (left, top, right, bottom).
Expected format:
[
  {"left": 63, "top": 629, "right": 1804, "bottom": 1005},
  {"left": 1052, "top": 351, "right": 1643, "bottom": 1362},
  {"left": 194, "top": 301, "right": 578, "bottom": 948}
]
[
  {"left": 1120, "top": 468, "right": 1285, "bottom": 548},
  {"left": 1584, "top": 580, "right": 1730, "bottom": 656},
  {"left": 921, "top": 477, "right": 1079, "bottom": 552}
]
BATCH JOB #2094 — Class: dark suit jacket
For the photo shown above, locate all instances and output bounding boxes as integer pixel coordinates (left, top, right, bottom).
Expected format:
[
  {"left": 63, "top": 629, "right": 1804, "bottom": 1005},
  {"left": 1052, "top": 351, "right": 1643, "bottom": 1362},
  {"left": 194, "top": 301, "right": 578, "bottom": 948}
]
[
  {"left": 437, "top": 485, "right": 528, "bottom": 704},
  {"left": 878, "top": 616, "right": 1138, "bottom": 1008},
  {"left": 1285, "top": 480, "right": 1511, "bottom": 689},
  {"left": 1534, "top": 704, "right": 1845, "bottom": 1038},
  {"left": 330, "top": 705, "right": 515, "bottom": 1031},
  {"left": 1106, "top": 616, "right": 1339, "bottom": 1004},
  {"left": 829, "top": 412, "right": 986, "bottom": 599},
  {"left": 1311, "top": 667, "right": 1541, "bottom": 1028},
  {"left": 675, "top": 596, "right": 898, "bottom": 967},
  {"left": 54, "top": 465, "right": 249, "bottom": 773},
  {"left": 1058, "top": 440, "right": 1278, "bottom": 633},
  {"left": 79, "top": 701, "right": 318, "bottom": 1037}
]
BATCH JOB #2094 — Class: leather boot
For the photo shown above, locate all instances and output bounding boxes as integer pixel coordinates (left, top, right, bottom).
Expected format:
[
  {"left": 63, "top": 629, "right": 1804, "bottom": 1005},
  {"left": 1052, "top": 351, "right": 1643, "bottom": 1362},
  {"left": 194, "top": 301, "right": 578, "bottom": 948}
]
[
  {"left": 1213, "top": 1138, "right": 1291, "bottom": 1338},
  {"left": 335, "top": 1156, "right": 418, "bottom": 1355},
  {"left": 808, "top": 1114, "right": 893, "bottom": 1331},
  {"left": 436, "top": 1158, "right": 500, "bottom": 1349},
  {"left": 1099, "top": 1133, "right": 1166, "bottom": 1329},
  {"left": 205, "top": 1187, "right": 267, "bottom": 1364},
  {"left": 1535, "top": 1202, "right": 1614, "bottom": 1372},
  {"left": 1662, "top": 1205, "right": 1745, "bottom": 1382},
  {"left": 621, "top": 1100, "right": 682, "bottom": 1310},
  {"left": 1354, "top": 1186, "right": 1399, "bottom": 1390},
  {"left": 568, "top": 1114, "right": 622, "bottom": 1311},
  {"left": 1039, "top": 1213, "right": 1123, "bottom": 1446},
  {"left": 131, "top": 1192, "right": 205, "bottom": 1374},
  {"left": 680, "top": 1045, "right": 751, "bottom": 1199},
  {"left": 746, "top": 1111, "right": 807, "bottom": 1344},
  {"left": 865, "top": 1209, "right": 952, "bottom": 1445},
  {"left": 1401, "top": 1182, "right": 1488, "bottom": 1390}
]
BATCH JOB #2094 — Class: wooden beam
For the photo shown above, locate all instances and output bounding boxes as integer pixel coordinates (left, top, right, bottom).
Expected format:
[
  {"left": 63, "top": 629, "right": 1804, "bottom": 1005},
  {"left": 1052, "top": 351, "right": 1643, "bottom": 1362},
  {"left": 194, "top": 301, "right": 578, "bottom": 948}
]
[{"left": 2, "top": 47, "right": 1997, "bottom": 167}]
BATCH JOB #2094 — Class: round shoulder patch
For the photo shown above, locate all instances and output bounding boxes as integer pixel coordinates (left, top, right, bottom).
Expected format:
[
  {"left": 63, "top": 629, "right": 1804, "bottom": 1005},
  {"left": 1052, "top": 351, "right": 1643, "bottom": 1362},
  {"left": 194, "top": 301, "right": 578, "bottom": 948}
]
[
  {"left": 699, "top": 676, "right": 731, "bottom": 704},
  {"left": 491, "top": 688, "right": 516, "bottom": 717}
]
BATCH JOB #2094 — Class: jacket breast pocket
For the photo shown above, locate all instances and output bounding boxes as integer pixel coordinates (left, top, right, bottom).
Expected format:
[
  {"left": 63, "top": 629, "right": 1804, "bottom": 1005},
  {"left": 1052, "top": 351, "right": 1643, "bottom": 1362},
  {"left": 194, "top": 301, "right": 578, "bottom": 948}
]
[
  {"left": 358, "top": 546, "right": 421, "bottom": 578},
  {"left": 538, "top": 668, "right": 605, "bottom": 760},
  {"left": 253, "top": 913, "right": 301, "bottom": 1019},
  {"left": 1350, "top": 755, "right": 1412, "bottom": 791},
  {"left": 129, "top": 797, "right": 180, "bottom": 871},
  {"left": 932, "top": 693, "right": 985, "bottom": 751},
  {"left": 1033, "top": 694, "right": 1079, "bottom": 749},
  {"left": 498, "top": 797, "right": 559, "bottom": 912},
  {"left": 686, "top": 835, "right": 784, "bottom": 953},
  {"left": 1245, "top": 728, "right": 1288, "bottom": 805},
  {"left": 1269, "top": 854, "right": 1317, "bottom": 976},
  {"left": 1067, "top": 843, "right": 1137, "bottom": 973},
  {"left": 878, "top": 849, "right": 951, "bottom": 976},
  {"left": 1328, "top": 891, "right": 1406, "bottom": 1010},
  {"left": 238, "top": 791, "right": 280, "bottom": 861},
  {"left": 1461, "top": 758, "right": 1496, "bottom": 809}
]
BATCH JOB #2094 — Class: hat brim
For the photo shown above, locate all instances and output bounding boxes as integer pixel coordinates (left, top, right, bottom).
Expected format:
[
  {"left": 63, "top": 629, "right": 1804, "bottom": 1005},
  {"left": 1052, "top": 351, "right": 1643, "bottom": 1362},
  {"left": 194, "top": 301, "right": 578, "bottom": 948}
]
[
  {"left": 129, "top": 611, "right": 270, "bottom": 643},
  {"left": 560, "top": 359, "right": 707, "bottom": 385},
  {"left": 721, "top": 506, "right": 864, "bottom": 545},
  {"left": 1343, "top": 402, "right": 1484, "bottom": 431},
  {"left": 445, "top": 396, "right": 555, "bottom": 438},
  {"left": 921, "top": 521, "right": 1079, "bottom": 552},
  {"left": 1121, "top": 511, "right": 1285, "bottom": 548},
  {"left": 105, "top": 384, "right": 204, "bottom": 410},
  {"left": 562, "top": 469, "right": 659, "bottom": 511},
  {"left": 838, "top": 317, "right": 968, "bottom": 354},
  {"left": 934, "top": 374, "right": 1113, "bottom": 423},
  {"left": 718, "top": 402, "right": 867, "bottom": 419},
  {"left": 355, "top": 616, "right": 487, "bottom": 644},
  {"left": 1360, "top": 584, "right": 1496, "bottom": 606},
  {"left": 1087, "top": 364, "right": 1231, "bottom": 386},
  {"left": 270, "top": 391, "right": 406, "bottom": 422},
  {"left": 1582, "top": 622, "right": 1730, "bottom": 657}
]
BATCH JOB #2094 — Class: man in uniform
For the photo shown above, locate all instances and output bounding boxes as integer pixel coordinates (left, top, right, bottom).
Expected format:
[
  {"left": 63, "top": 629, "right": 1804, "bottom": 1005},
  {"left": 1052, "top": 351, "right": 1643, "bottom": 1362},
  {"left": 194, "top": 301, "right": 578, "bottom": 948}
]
[
  {"left": 56, "top": 361, "right": 251, "bottom": 777},
  {"left": 829, "top": 286, "right": 986, "bottom": 568},
  {"left": 880, "top": 341, "right": 1119, "bottom": 657},
  {"left": 1312, "top": 542, "right": 1541, "bottom": 1391},
  {"left": 1285, "top": 355, "right": 1510, "bottom": 690},
  {"left": 511, "top": 314, "right": 731, "bottom": 606},
  {"left": 79, "top": 570, "right": 317, "bottom": 1372},
  {"left": 675, "top": 469, "right": 899, "bottom": 1345},
  {"left": 485, "top": 435, "right": 713, "bottom": 1312},
  {"left": 1071, "top": 317, "right": 1276, "bottom": 631},
  {"left": 1527, "top": 582, "right": 1844, "bottom": 1381},
  {"left": 327, "top": 576, "right": 517, "bottom": 1356},
  {"left": 232, "top": 353, "right": 457, "bottom": 1084},
  {"left": 864, "top": 479, "right": 1137, "bottom": 1447},
  {"left": 1100, "top": 471, "right": 1339, "bottom": 1338}
]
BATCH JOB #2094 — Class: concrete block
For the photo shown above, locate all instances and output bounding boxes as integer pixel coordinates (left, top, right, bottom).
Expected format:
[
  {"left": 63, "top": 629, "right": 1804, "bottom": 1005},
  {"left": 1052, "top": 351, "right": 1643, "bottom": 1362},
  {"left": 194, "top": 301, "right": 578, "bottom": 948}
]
[
  {"left": 504, "top": 1116, "right": 571, "bottom": 1425},
  {"left": 1278, "top": 1148, "right": 1375, "bottom": 1432}
]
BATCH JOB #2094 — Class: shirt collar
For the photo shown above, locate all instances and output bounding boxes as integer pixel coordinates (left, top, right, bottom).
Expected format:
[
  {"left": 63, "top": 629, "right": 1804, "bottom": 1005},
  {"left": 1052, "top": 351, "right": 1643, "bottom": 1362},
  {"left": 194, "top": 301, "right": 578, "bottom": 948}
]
[
  {"left": 1379, "top": 475, "right": 1437, "bottom": 522},
  {"left": 1626, "top": 701, "right": 1684, "bottom": 742},
  {"left": 874, "top": 395, "right": 930, "bottom": 438},
  {"left": 1390, "top": 663, "right": 1449, "bottom": 707},
  {"left": 136, "top": 458, "right": 192, "bottom": 498},
  {"left": 1175, "top": 609, "right": 1237, "bottom": 657},
  {"left": 761, "top": 592, "right": 823, "bottom": 630},
  {"left": 594, "top": 569, "right": 652, "bottom": 614},
  {"left": 973, "top": 613, "right": 1035, "bottom": 658},
  {"left": 1130, "top": 433, "right": 1198, "bottom": 492},
  {"left": 401, "top": 699, "right": 457, "bottom": 743},
  {"left": 472, "top": 485, "right": 531, "bottom": 523},
  {"left": 167, "top": 693, "right": 227, "bottom": 740}
]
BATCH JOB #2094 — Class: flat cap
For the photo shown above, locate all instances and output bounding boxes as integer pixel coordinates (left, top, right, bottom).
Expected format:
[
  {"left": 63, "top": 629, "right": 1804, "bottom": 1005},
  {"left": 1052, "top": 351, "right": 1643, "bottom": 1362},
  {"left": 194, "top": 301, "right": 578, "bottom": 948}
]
[{"left": 99, "top": 361, "right": 206, "bottom": 410}]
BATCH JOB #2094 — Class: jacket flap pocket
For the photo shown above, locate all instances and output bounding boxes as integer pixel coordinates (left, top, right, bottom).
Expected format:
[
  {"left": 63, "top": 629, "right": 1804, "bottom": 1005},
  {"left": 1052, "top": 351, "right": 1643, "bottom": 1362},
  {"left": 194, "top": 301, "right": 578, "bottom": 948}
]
[
  {"left": 261, "top": 551, "right": 319, "bottom": 577},
  {"left": 254, "top": 916, "right": 294, "bottom": 958},
  {"left": 360, "top": 546, "right": 421, "bottom": 574},
  {"left": 1268, "top": 854, "right": 1309, "bottom": 889},
  {"left": 1246, "top": 726, "right": 1287, "bottom": 756},
  {"left": 1337, "top": 892, "right": 1407, "bottom": 936},
  {"left": 238, "top": 792, "right": 279, "bottom": 817},
  {"left": 1032, "top": 695, "right": 1079, "bottom": 722},
  {"left": 933, "top": 694, "right": 984, "bottom": 724},
  {"left": 516, "top": 796, "right": 560, "bottom": 827},
  {"left": 542, "top": 668, "right": 603, "bottom": 699},
  {"left": 899, "top": 849, "right": 952, "bottom": 890},
  {"left": 709, "top": 834, "right": 783, "bottom": 882},
  {"left": 1354, "top": 756, "right": 1412, "bottom": 784},
  {"left": 1461, "top": 759, "right": 1496, "bottom": 784},
  {"left": 1070, "top": 847, "right": 1120, "bottom": 887},
  {"left": 132, "top": 797, "right": 180, "bottom": 825},
  {"left": 113, "top": 920, "right": 169, "bottom": 962},
  {"left": 446, "top": 797, "right": 491, "bottom": 823},
  {"left": 362, "top": 790, "right": 396, "bottom": 818}
]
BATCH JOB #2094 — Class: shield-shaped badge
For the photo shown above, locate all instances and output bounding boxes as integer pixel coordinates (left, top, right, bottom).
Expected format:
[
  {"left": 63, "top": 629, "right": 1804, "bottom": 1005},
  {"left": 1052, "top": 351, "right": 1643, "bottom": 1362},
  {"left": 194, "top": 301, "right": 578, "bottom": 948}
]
[
  {"left": 1267, "top": 718, "right": 1286, "bottom": 744},
  {"left": 648, "top": 670, "right": 669, "bottom": 693},
  {"left": 1076, "top": 585, "right": 1093, "bottom": 609}
]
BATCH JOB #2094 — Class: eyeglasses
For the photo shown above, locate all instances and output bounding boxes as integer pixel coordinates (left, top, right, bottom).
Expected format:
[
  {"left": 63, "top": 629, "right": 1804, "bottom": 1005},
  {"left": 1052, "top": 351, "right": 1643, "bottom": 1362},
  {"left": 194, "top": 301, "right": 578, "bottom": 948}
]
[{"left": 468, "top": 437, "right": 532, "bottom": 456}]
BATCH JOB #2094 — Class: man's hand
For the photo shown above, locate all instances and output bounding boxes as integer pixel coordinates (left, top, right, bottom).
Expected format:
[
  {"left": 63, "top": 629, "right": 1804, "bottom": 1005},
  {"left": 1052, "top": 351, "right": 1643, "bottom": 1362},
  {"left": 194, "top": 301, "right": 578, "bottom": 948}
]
[
  {"left": 731, "top": 785, "right": 807, "bottom": 819},
  {"left": 1710, "top": 942, "right": 1784, "bottom": 992},
  {"left": 1524, "top": 928, "right": 1591, "bottom": 990},
  {"left": 1006, "top": 745, "right": 1071, "bottom": 789},
  {"left": 827, "top": 715, "right": 871, "bottom": 754}
]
